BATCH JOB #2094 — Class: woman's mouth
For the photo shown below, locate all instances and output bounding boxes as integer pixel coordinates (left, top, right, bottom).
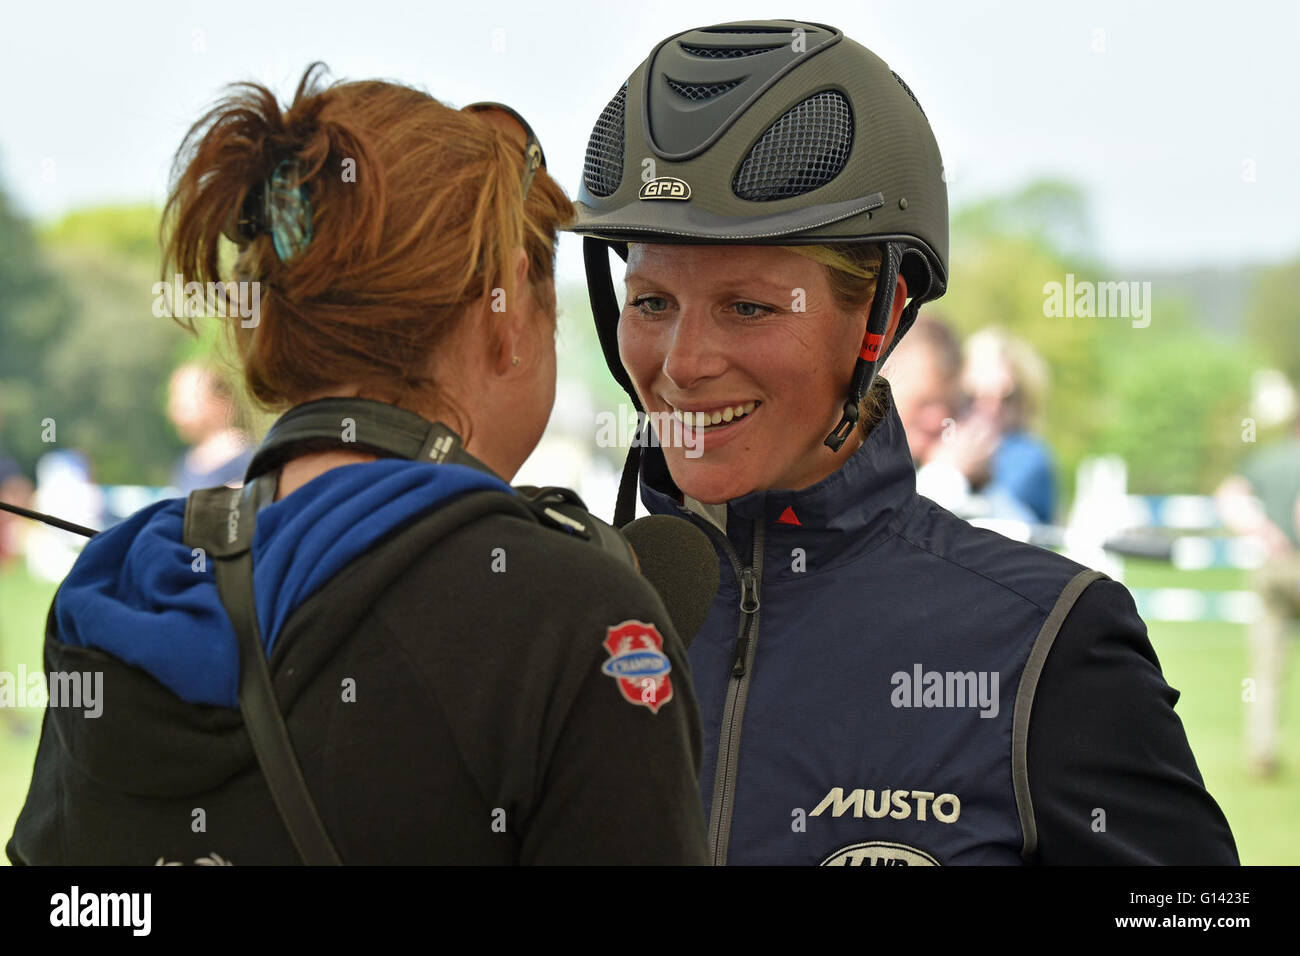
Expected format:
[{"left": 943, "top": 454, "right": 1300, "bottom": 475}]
[{"left": 667, "top": 400, "right": 760, "bottom": 431}]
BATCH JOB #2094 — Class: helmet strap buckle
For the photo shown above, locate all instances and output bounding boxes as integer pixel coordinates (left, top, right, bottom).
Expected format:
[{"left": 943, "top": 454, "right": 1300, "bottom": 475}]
[{"left": 824, "top": 400, "right": 861, "bottom": 452}]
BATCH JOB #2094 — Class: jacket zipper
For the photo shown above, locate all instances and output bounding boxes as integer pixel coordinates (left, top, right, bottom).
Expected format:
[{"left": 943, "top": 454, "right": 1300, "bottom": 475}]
[{"left": 706, "top": 519, "right": 764, "bottom": 865}]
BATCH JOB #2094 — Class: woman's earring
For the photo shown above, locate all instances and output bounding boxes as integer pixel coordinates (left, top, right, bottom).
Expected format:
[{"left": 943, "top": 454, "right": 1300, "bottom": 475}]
[{"left": 512, "top": 355, "right": 520, "bottom": 366}]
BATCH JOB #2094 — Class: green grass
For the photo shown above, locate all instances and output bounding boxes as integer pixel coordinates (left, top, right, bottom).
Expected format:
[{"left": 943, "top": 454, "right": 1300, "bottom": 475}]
[
  {"left": 1145, "top": 619, "right": 1300, "bottom": 864},
  {"left": 0, "top": 556, "right": 1294, "bottom": 864},
  {"left": 0, "top": 563, "right": 53, "bottom": 864},
  {"left": 1122, "top": 556, "right": 1246, "bottom": 592},
  {"left": 1120, "top": 558, "right": 1299, "bottom": 864}
]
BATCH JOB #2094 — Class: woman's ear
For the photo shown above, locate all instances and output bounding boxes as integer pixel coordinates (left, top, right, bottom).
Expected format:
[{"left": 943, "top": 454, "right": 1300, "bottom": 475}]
[
  {"left": 873, "top": 273, "right": 909, "bottom": 356},
  {"left": 490, "top": 247, "right": 532, "bottom": 375}
]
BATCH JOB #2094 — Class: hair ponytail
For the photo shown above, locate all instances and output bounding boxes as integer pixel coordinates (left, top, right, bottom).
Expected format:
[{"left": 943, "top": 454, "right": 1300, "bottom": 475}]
[{"left": 161, "top": 63, "right": 574, "bottom": 416}]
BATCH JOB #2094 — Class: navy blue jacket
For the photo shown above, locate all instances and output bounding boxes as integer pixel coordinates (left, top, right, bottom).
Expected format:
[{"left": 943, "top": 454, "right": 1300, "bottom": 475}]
[{"left": 639, "top": 386, "right": 1238, "bottom": 866}]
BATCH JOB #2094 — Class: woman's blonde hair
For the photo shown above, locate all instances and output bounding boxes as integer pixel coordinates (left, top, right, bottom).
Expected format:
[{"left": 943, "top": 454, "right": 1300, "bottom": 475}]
[
  {"left": 963, "top": 327, "right": 1050, "bottom": 431},
  {"left": 781, "top": 243, "right": 892, "bottom": 436}
]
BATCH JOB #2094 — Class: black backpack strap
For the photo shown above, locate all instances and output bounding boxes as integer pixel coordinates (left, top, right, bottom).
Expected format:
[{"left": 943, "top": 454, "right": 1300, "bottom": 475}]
[
  {"left": 514, "top": 485, "right": 637, "bottom": 572},
  {"left": 243, "top": 397, "right": 500, "bottom": 484},
  {"left": 183, "top": 478, "right": 342, "bottom": 865},
  {"left": 242, "top": 398, "right": 638, "bottom": 570}
]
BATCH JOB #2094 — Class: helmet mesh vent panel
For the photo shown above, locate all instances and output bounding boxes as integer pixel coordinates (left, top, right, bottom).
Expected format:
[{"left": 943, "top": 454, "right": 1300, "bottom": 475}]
[
  {"left": 666, "top": 78, "right": 742, "bottom": 101},
  {"left": 891, "top": 70, "right": 926, "bottom": 118},
  {"left": 732, "top": 91, "right": 853, "bottom": 202},
  {"left": 583, "top": 83, "right": 627, "bottom": 198},
  {"left": 681, "top": 43, "right": 782, "bottom": 58}
]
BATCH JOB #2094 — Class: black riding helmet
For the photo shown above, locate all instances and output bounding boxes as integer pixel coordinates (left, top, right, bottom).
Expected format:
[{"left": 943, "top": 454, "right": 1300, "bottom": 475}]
[{"left": 571, "top": 19, "right": 949, "bottom": 523}]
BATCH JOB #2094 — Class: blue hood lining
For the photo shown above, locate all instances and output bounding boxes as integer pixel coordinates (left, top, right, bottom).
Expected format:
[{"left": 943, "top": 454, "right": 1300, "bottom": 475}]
[{"left": 55, "top": 459, "right": 510, "bottom": 708}]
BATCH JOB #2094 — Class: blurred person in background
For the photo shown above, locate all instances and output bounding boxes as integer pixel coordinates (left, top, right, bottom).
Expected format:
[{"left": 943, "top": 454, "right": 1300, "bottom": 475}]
[
  {"left": 0, "top": 451, "right": 34, "bottom": 571},
  {"left": 1216, "top": 380, "right": 1300, "bottom": 778},
  {"left": 962, "top": 328, "right": 1056, "bottom": 525},
  {"left": 0, "top": 437, "right": 35, "bottom": 736},
  {"left": 886, "top": 320, "right": 1053, "bottom": 525},
  {"left": 884, "top": 312, "right": 963, "bottom": 468},
  {"left": 167, "top": 361, "right": 253, "bottom": 493},
  {"left": 885, "top": 313, "right": 998, "bottom": 518},
  {"left": 26, "top": 449, "right": 102, "bottom": 584}
]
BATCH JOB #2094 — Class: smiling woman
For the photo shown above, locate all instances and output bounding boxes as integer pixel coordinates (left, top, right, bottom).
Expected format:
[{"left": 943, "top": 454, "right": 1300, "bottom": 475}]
[
  {"left": 571, "top": 17, "right": 1239, "bottom": 867},
  {"left": 618, "top": 243, "right": 906, "bottom": 502}
]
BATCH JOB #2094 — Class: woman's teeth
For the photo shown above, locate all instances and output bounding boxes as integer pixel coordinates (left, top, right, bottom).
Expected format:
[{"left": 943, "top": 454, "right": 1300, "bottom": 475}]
[{"left": 671, "top": 401, "right": 759, "bottom": 428}]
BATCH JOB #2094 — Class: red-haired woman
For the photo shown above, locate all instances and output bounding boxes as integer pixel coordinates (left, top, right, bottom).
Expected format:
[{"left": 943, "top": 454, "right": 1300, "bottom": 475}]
[{"left": 7, "top": 65, "right": 707, "bottom": 865}]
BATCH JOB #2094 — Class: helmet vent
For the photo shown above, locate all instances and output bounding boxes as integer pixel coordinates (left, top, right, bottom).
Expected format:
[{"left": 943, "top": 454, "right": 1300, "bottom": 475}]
[
  {"left": 666, "top": 78, "right": 742, "bottom": 101},
  {"left": 732, "top": 90, "right": 853, "bottom": 202},
  {"left": 891, "top": 70, "right": 927, "bottom": 118},
  {"left": 583, "top": 83, "right": 627, "bottom": 198},
  {"left": 680, "top": 42, "right": 782, "bottom": 58}
]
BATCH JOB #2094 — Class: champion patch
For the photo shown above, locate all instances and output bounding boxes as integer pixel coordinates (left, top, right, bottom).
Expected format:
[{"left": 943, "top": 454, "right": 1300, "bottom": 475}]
[{"left": 601, "top": 620, "right": 673, "bottom": 714}]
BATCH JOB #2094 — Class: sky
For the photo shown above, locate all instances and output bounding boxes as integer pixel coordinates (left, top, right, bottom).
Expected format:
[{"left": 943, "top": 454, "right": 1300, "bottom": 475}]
[{"left": 1, "top": 0, "right": 1298, "bottom": 289}]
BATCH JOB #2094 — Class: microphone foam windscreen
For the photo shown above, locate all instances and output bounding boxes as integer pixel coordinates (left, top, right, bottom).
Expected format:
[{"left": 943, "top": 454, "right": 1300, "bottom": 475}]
[{"left": 622, "top": 515, "right": 721, "bottom": 650}]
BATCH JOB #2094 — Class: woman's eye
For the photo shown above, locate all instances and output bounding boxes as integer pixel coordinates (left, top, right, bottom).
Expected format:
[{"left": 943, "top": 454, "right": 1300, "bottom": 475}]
[
  {"left": 630, "top": 295, "right": 669, "bottom": 314},
  {"left": 734, "top": 301, "right": 774, "bottom": 318}
]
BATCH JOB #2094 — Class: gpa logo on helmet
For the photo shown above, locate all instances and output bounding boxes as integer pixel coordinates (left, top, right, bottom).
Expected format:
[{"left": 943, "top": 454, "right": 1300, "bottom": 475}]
[
  {"left": 639, "top": 177, "right": 691, "bottom": 201},
  {"left": 601, "top": 620, "right": 673, "bottom": 713},
  {"left": 819, "top": 841, "right": 941, "bottom": 866}
]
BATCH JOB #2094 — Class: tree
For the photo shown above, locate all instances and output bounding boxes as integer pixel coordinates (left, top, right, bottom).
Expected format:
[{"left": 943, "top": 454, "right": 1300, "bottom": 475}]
[
  {"left": 1244, "top": 259, "right": 1300, "bottom": 385},
  {"left": 940, "top": 178, "right": 1260, "bottom": 498},
  {"left": 0, "top": 181, "right": 79, "bottom": 478},
  {"left": 0, "top": 203, "right": 205, "bottom": 486}
]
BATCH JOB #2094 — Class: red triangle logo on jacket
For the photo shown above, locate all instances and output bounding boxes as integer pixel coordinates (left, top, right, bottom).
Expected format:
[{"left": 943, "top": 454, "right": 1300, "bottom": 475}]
[{"left": 776, "top": 506, "right": 801, "bottom": 526}]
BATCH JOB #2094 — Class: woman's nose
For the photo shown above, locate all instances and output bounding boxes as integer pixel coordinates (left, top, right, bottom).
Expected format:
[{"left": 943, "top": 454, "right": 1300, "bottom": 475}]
[{"left": 661, "top": 307, "right": 728, "bottom": 390}]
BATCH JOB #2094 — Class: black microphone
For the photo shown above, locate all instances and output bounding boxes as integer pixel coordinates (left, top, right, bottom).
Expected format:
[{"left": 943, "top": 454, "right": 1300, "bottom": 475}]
[{"left": 623, "top": 515, "right": 720, "bottom": 650}]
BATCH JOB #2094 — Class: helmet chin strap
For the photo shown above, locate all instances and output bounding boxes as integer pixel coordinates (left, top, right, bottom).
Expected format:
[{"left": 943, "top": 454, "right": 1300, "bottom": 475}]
[{"left": 825, "top": 241, "right": 903, "bottom": 452}]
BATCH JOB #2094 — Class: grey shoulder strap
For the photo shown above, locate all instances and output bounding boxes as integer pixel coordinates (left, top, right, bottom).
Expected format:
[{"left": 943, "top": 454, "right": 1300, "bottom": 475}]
[
  {"left": 184, "top": 477, "right": 342, "bottom": 866},
  {"left": 1011, "top": 567, "right": 1108, "bottom": 861}
]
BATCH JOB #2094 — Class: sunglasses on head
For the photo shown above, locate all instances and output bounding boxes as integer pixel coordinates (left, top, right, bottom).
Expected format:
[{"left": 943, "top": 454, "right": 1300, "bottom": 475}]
[{"left": 462, "top": 101, "right": 546, "bottom": 198}]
